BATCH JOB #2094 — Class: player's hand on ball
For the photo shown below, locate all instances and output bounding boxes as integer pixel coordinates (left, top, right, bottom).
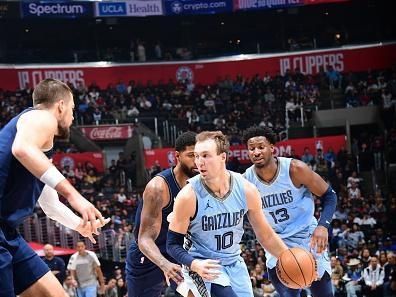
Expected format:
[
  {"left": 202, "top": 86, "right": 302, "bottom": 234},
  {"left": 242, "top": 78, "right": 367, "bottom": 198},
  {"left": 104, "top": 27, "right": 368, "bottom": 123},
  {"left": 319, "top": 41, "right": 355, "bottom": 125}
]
[
  {"left": 191, "top": 259, "right": 221, "bottom": 281},
  {"left": 162, "top": 261, "right": 184, "bottom": 286},
  {"left": 76, "top": 217, "right": 111, "bottom": 243}
]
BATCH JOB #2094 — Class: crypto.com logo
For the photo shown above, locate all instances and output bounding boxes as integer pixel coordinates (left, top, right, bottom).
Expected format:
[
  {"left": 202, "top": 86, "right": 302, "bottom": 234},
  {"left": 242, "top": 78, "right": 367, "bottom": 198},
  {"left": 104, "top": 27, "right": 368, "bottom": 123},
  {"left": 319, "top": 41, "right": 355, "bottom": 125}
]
[{"left": 171, "top": 1, "right": 183, "bottom": 14}]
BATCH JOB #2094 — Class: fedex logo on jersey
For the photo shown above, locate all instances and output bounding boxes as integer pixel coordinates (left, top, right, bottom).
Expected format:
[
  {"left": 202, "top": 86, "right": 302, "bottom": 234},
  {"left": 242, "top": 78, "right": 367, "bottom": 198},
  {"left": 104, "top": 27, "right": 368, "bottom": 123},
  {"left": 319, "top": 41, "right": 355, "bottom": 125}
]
[{"left": 22, "top": 2, "right": 93, "bottom": 18}]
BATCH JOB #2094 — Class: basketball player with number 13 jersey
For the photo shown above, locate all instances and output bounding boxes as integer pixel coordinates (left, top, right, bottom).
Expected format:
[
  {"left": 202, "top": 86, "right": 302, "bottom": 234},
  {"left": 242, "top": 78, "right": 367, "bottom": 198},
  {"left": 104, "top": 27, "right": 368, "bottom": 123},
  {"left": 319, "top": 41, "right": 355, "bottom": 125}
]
[{"left": 243, "top": 126, "right": 337, "bottom": 297}]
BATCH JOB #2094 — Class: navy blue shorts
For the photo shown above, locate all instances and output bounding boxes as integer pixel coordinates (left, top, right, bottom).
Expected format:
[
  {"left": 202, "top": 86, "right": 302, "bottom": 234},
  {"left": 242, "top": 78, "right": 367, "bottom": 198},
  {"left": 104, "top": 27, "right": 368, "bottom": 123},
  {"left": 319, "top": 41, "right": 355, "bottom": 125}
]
[
  {"left": 0, "top": 223, "right": 50, "bottom": 297},
  {"left": 126, "top": 243, "right": 177, "bottom": 297}
]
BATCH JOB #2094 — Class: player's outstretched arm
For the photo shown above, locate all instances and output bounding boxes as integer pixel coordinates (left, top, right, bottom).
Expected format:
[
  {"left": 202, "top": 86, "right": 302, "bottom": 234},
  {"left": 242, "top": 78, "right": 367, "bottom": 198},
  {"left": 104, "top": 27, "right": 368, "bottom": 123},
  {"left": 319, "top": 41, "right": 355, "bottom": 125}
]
[
  {"left": 290, "top": 159, "right": 337, "bottom": 253},
  {"left": 13, "top": 110, "right": 105, "bottom": 233},
  {"left": 245, "top": 181, "right": 288, "bottom": 258},
  {"left": 167, "top": 185, "right": 221, "bottom": 281},
  {"left": 138, "top": 176, "right": 183, "bottom": 285},
  {"left": 38, "top": 185, "right": 110, "bottom": 243}
]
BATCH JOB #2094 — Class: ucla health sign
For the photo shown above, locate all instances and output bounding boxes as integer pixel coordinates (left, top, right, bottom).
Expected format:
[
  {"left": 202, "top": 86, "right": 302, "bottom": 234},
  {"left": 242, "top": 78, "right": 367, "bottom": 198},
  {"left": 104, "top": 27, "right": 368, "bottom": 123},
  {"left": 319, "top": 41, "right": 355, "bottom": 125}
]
[
  {"left": 164, "top": 0, "right": 232, "bottom": 15},
  {"left": 21, "top": 1, "right": 93, "bottom": 18},
  {"left": 95, "top": 0, "right": 163, "bottom": 17}
]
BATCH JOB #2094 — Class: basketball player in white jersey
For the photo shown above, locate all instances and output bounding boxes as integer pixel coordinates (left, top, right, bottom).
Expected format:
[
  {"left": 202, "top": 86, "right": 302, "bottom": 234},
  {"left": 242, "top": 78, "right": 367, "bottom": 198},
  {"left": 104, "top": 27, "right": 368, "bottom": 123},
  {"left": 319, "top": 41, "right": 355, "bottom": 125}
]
[
  {"left": 166, "top": 131, "right": 288, "bottom": 297},
  {"left": 243, "top": 126, "right": 336, "bottom": 297}
]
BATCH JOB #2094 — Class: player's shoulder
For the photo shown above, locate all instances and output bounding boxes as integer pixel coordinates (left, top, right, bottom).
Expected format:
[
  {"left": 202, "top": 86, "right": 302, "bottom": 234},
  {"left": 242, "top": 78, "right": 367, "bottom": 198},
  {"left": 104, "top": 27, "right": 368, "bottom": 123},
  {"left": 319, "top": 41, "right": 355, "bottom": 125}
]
[
  {"left": 18, "top": 109, "right": 57, "bottom": 128},
  {"left": 175, "top": 183, "right": 195, "bottom": 202},
  {"left": 289, "top": 158, "right": 309, "bottom": 174},
  {"left": 144, "top": 175, "right": 169, "bottom": 195}
]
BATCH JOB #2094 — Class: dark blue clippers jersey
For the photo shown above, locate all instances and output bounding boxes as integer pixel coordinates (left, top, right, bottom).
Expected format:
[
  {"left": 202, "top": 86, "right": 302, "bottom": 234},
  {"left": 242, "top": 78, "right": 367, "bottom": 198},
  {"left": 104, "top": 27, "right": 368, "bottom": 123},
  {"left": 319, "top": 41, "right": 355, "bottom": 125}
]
[
  {"left": 126, "top": 167, "right": 181, "bottom": 273},
  {"left": 0, "top": 108, "right": 54, "bottom": 228}
]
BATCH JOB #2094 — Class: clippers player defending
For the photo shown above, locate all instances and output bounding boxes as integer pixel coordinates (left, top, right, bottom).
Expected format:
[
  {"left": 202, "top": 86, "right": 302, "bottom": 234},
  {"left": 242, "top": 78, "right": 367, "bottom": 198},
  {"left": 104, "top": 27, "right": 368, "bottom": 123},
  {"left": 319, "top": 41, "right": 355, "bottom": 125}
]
[
  {"left": 243, "top": 126, "right": 336, "bottom": 297},
  {"left": 0, "top": 79, "right": 106, "bottom": 297},
  {"left": 167, "top": 131, "right": 288, "bottom": 297},
  {"left": 126, "top": 132, "right": 197, "bottom": 297}
]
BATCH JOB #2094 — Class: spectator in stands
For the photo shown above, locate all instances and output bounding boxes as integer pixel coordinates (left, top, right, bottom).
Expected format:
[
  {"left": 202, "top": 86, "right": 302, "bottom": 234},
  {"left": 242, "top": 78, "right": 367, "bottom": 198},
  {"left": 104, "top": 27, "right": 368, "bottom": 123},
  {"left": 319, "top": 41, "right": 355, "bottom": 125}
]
[
  {"left": 359, "top": 248, "right": 372, "bottom": 269},
  {"left": 344, "top": 258, "right": 363, "bottom": 297},
  {"left": 250, "top": 263, "right": 266, "bottom": 296},
  {"left": 330, "top": 256, "right": 344, "bottom": 295},
  {"left": 347, "top": 171, "right": 361, "bottom": 189},
  {"left": 42, "top": 244, "right": 66, "bottom": 284},
  {"left": 326, "top": 66, "right": 342, "bottom": 90},
  {"left": 301, "top": 147, "right": 314, "bottom": 164},
  {"left": 63, "top": 275, "right": 77, "bottom": 297},
  {"left": 345, "top": 224, "right": 365, "bottom": 251},
  {"left": 137, "top": 41, "right": 146, "bottom": 62},
  {"left": 348, "top": 182, "right": 362, "bottom": 201},
  {"left": 116, "top": 278, "right": 127, "bottom": 297},
  {"left": 358, "top": 143, "right": 374, "bottom": 172},
  {"left": 67, "top": 241, "right": 106, "bottom": 297},
  {"left": 384, "top": 252, "right": 396, "bottom": 296},
  {"left": 362, "top": 255, "right": 385, "bottom": 297},
  {"left": 105, "top": 278, "right": 118, "bottom": 297},
  {"left": 141, "top": 133, "right": 152, "bottom": 150}
]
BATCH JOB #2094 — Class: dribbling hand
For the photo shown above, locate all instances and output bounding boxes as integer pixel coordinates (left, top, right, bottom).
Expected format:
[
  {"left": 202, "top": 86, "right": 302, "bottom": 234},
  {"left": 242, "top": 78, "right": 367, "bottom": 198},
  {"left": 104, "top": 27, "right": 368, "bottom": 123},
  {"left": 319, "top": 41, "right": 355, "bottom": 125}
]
[{"left": 190, "top": 259, "right": 221, "bottom": 281}]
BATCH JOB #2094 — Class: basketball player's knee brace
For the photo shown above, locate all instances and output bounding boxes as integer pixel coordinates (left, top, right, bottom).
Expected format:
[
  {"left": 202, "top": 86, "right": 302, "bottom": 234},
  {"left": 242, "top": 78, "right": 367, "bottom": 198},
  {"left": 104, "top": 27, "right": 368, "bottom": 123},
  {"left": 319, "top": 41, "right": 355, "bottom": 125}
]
[
  {"left": 40, "top": 166, "right": 65, "bottom": 189},
  {"left": 318, "top": 186, "right": 337, "bottom": 229}
]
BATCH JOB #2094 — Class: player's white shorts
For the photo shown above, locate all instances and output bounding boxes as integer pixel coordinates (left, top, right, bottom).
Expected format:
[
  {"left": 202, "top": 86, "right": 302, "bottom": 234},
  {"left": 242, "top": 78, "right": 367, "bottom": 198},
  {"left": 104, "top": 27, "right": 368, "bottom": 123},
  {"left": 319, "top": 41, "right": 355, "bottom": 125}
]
[{"left": 177, "top": 258, "right": 254, "bottom": 297}]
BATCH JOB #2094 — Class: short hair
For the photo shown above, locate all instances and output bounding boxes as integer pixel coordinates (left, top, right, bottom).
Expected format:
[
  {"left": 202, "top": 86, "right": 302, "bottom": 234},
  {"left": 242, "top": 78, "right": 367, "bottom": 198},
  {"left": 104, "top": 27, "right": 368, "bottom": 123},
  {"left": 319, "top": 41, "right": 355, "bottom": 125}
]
[
  {"left": 242, "top": 126, "right": 277, "bottom": 144},
  {"left": 175, "top": 131, "right": 197, "bottom": 152},
  {"left": 196, "top": 131, "right": 229, "bottom": 155},
  {"left": 32, "top": 78, "right": 72, "bottom": 107}
]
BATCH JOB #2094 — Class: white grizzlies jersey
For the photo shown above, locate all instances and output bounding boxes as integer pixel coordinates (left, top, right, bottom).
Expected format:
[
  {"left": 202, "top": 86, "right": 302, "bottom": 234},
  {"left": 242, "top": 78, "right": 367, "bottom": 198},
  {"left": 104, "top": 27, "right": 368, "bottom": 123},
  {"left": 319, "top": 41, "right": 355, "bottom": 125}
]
[
  {"left": 244, "top": 157, "right": 316, "bottom": 239},
  {"left": 185, "top": 171, "right": 248, "bottom": 266}
]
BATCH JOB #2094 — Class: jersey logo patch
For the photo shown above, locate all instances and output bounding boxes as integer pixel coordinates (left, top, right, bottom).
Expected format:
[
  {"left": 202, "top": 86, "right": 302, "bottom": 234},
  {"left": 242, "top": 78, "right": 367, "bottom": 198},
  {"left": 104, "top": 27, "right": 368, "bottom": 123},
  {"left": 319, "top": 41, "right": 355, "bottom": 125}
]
[{"left": 204, "top": 200, "right": 213, "bottom": 210}]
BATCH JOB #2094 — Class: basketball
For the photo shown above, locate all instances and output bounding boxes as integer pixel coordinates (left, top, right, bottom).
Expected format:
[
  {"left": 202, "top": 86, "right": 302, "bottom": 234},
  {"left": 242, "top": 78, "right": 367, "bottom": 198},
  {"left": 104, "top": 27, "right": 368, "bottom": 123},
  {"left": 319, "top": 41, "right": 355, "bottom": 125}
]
[{"left": 276, "top": 247, "right": 317, "bottom": 289}]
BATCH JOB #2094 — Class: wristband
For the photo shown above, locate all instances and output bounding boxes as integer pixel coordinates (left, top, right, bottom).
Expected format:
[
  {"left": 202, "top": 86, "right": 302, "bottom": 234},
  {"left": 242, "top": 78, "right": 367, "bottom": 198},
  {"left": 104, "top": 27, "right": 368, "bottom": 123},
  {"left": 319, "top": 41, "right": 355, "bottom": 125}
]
[{"left": 40, "top": 166, "right": 66, "bottom": 189}]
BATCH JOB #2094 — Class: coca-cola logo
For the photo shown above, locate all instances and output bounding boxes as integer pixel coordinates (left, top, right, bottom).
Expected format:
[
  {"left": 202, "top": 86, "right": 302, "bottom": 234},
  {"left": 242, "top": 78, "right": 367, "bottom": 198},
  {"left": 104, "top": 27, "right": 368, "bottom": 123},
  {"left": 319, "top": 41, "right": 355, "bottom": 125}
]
[{"left": 89, "top": 127, "right": 123, "bottom": 139}]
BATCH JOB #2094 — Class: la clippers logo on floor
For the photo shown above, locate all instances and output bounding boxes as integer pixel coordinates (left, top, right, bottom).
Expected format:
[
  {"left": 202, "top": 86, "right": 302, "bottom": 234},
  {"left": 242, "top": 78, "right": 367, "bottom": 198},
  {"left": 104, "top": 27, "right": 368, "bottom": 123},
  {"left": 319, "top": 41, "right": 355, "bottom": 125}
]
[{"left": 176, "top": 66, "right": 193, "bottom": 82}]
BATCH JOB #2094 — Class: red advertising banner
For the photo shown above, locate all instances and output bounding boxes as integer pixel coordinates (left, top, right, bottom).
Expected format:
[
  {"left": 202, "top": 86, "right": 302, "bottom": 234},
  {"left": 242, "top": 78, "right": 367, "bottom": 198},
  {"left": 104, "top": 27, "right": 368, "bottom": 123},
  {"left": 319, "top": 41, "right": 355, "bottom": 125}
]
[
  {"left": 52, "top": 152, "right": 105, "bottom": 173},
  {"left": 80, "top": 124, "right": 134, "bottom": 141},
  {"left": 144, "top": 135, "right": 346, "bottom": 169},
  {"left": 0, "top": 43, "right": 395, "bottom": 91}
]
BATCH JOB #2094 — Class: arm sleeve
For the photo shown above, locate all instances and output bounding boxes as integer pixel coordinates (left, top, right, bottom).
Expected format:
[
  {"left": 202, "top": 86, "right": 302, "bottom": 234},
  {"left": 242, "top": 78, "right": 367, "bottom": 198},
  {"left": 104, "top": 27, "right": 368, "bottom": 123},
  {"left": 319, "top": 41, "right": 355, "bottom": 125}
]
[
  {"left": 166, "top": 230, "right": 195, "bottom": 268},
  {"left": 38, "top": 185, "right": 81, "bottom": 230},
  {"left": 318, "top": 186, "right": 337, "bottom": 228}
]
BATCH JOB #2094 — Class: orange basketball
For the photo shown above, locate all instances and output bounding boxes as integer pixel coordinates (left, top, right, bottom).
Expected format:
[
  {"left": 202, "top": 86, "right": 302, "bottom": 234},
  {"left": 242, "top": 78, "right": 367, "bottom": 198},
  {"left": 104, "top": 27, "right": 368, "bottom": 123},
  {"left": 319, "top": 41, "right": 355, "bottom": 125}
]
[{"left": 275, "top": 247, "right": 317, "bottom": 289}]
